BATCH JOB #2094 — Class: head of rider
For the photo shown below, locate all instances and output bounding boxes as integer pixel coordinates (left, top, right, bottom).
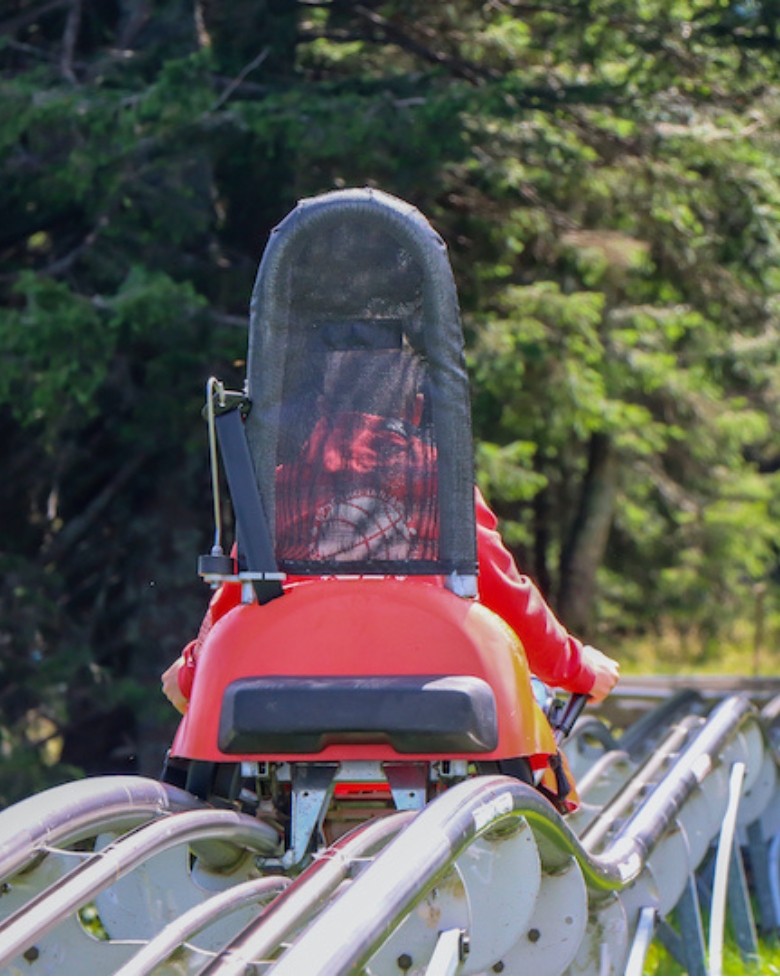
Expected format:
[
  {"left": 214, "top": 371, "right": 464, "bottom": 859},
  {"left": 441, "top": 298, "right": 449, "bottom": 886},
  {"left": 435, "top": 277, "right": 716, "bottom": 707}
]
[{"left": 275, "top": 348, "right": 439, "bottom": 565}]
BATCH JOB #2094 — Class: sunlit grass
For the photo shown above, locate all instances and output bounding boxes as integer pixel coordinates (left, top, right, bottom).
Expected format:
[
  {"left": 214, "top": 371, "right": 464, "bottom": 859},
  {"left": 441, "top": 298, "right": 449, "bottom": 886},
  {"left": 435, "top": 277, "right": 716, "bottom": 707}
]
[
  {"left": 610, "top": 618, "right": 780, "bottom": 679},
  {"left": 644, "top": 936, "right": 780, "bottom": 976}
]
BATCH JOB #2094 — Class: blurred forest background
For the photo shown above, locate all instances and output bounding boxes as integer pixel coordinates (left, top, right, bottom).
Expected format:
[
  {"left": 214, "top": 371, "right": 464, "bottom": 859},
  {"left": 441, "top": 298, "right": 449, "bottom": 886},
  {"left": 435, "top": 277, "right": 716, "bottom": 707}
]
[{"left": 2, "top": 0, "right": 780, "bottom": 805}]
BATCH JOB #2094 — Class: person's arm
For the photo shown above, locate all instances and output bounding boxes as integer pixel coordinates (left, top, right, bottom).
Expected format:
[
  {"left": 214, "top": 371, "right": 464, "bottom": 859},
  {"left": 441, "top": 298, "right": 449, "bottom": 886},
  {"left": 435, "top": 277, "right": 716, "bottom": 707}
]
[
  {"left": 475, "top": 489, "right": 618, "bottom": 700},
  {"left": 160, "top": 579, "right": 242, "bottom": 713}
]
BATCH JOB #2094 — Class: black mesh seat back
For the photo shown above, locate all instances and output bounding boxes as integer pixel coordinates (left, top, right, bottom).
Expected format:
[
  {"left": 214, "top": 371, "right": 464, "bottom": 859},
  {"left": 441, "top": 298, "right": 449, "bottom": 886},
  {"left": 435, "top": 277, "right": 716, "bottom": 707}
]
[{"left": 245, "top": 189, "right": 477, "bottom": 577}]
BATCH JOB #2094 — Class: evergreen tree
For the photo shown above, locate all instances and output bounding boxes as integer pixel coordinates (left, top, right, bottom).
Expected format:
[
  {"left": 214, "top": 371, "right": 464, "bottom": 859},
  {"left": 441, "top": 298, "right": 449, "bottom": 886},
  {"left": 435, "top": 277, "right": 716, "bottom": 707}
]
[{"left": 2, "top": 0, "right": 780, "bottom": 801}]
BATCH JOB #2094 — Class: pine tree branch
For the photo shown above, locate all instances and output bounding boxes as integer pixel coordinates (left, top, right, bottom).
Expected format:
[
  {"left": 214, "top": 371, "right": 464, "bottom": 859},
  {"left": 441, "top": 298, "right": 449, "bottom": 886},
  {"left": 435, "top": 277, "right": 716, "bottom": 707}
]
[
  {"left": 209, "top": 46, "right": 270, "bottom": 112},
  {"left": 350, "top": 4, "right": 493, "bottom": 83}
]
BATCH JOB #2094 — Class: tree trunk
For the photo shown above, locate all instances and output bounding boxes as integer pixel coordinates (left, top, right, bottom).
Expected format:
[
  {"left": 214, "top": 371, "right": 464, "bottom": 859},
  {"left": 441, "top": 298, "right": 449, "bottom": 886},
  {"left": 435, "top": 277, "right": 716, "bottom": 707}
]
[
  {"left": 557, "top": 432, "right": 619, "bottom": 636},
  {"left": 532, "top": 454, "right": 552, "bottom": 600}
]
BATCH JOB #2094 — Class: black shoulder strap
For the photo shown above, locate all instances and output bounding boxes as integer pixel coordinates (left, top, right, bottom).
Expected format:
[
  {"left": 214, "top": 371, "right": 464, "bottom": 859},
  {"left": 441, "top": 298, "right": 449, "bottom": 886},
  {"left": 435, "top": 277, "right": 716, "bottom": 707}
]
[{"left": 215, "top": 406, "right": 283, "bottom": 605}]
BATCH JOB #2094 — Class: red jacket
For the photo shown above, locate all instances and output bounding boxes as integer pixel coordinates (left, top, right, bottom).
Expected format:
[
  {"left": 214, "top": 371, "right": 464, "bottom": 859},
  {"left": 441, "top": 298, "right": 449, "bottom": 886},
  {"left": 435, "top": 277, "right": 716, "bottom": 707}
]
[
  {"left": 177, "top": 489, "right": 595, "bottom": 700},
  {"left": 474, "top": 490, "right": 594, "bottom": 694}
]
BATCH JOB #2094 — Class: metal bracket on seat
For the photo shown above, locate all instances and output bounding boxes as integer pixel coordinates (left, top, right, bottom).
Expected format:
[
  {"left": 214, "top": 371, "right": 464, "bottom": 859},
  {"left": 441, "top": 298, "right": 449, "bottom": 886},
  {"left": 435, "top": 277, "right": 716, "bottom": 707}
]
[
  {"left": 383, "top": 763, "right": 429, "bottom": 812},
  {"left": 288, "top": 763, "right": 339, "bottom": 868}
]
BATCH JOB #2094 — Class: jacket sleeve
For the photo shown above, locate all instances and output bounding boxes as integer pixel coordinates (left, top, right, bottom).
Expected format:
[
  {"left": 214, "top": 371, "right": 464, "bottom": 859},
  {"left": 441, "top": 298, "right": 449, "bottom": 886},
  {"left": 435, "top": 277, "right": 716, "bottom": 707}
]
[
  {"left": 475, "top": 489, "right": 595, "bottom": 694},
  {"left": 177, "top": 579, "right": 242, "bottom": 700}
]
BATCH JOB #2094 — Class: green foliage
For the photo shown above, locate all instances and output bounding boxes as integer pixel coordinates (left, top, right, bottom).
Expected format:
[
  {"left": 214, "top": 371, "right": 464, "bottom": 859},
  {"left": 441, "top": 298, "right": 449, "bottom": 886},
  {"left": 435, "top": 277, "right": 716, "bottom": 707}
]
[
  {"left": 645, "top": 926, "right": 780, "bottom": 976},
  {"left": 2, "top": 0, "right": 780, "bottom": 803},
  {"left": 0, "top": 274, "right": 106, "bottom": 429}
]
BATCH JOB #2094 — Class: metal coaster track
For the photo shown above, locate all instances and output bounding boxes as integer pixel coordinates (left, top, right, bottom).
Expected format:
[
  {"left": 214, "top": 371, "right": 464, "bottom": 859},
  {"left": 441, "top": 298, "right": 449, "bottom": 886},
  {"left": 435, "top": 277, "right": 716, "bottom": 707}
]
[{"left": 0, "top": 685, "right": 778, "bottom": 976}]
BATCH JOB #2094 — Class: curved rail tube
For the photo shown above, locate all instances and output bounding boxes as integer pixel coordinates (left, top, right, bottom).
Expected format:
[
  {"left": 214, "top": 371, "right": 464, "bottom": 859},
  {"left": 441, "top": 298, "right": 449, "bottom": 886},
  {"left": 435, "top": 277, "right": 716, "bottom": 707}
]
[
  {"left": 0, "top": 776, "right": 198, "bottom": 884},
  {"left": 267, "top": 776, "right": 613, "bottom": 976},
  {"left": 595, "top": 696, "right": 756, "bottom": 879},
  {"left": 115, "top": 875, "right": 290, "bottom": 976},
  {"left": 265, "top": 696, "right": 759, "bottom": 975},
  {"left": 203, "top": 810, "right": 415, "bottom": 976},
  {"left": 0, "top": 808, "right": 280, "bottom": 971},
  {"left": 0, "top": 695, "right": 764, "bottom": 977}
]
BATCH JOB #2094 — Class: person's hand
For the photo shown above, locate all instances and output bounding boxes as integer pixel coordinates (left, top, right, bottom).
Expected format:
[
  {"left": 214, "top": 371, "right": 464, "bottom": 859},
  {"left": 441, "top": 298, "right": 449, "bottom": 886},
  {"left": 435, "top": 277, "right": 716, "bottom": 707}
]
[
  {"left": 161, "top": 655, "right": 188, "bottom": 714},
  {"left": 581, "top": 645, "right": 620, "bottom": 703}
]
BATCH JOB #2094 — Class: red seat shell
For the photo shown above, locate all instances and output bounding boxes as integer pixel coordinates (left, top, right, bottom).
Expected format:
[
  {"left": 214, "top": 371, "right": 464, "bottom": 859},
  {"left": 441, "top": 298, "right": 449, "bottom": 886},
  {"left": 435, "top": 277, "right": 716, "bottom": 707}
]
[{"left": 172, "top": 577, "right": 557, "bottom": 764}]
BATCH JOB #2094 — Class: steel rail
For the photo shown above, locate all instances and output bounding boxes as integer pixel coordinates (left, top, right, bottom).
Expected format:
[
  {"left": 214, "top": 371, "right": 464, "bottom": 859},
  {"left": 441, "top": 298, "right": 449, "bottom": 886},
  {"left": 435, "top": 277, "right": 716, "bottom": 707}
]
[
  {"left": 202, "top": 810, "right": 415, "bottom": 976},
  {"left": 760, "top": 693, "right": 780, "bottom": 764},
  {"left": 0, "top": 776, "right": 198, "bottom": 884},
  {"left": 580, "top": 714, "right": 701, "bottom": 849},
  {"left": 612, "top": 676, "right": 780, "bottom": 700},
  {"left": 594, "top": 696, "right": 757, "bottom": 878},
  {"left": 568, "top": 715, "right": 620, "bottom": 752},
  {"left": 573, "top": 747, "right": 632, "bottom": 798},
  {"left": 0, "top": 692, "right": 763, "bottom": 977},
  {"left": 262, "top": 696, "right": 760, "bottom": 976},
  {"left": 762, "top": 690, "right": 780, "bottom": 725},
  {"left": 0, "top": 808, "right": 281, "bottom": 971},
  {"left": 617, "top": 689, "right": 705, "bottom": 758},
  {"left": 115, "top": 874, "right": 290, "bottom": 976},
  {"left": 266, "top": 776, "right": 619, "bottom": 977}
]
